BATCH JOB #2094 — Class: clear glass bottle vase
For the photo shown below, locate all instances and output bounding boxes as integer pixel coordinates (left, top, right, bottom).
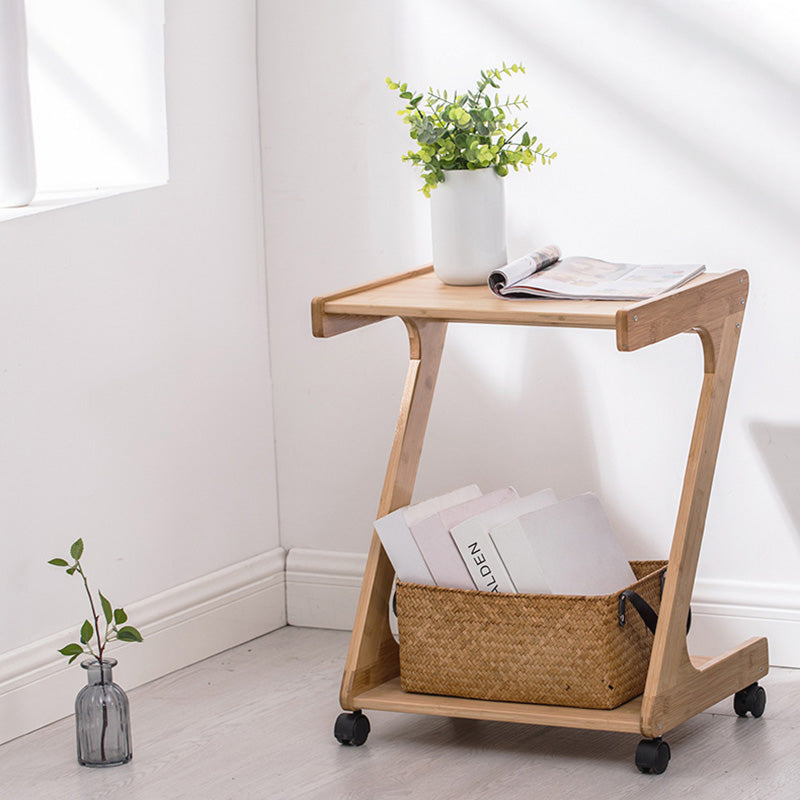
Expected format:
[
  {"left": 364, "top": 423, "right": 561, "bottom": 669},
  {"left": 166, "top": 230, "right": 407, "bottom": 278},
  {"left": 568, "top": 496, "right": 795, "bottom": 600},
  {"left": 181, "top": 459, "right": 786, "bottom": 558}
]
[{"left": 75, "top": 658, "right": 132, "bottom": 767}]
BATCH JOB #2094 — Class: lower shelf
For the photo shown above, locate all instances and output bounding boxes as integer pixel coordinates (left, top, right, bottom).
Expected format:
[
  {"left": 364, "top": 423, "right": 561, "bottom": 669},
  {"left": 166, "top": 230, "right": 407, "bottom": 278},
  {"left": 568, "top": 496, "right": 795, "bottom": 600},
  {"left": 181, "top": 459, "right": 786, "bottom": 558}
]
[{"left": 353, "top": 677, "right": 644, "bottom": 734}]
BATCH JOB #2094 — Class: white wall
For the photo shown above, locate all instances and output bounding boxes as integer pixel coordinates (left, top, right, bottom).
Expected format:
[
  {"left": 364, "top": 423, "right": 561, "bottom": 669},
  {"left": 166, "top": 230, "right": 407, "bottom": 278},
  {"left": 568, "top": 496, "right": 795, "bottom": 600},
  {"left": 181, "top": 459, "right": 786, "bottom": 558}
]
[
  {"left": 0, "top": 0, "right": 282, "bottom": 741},
  {"left": 262, "top": 0, "right": 800, "bottom": 662}
]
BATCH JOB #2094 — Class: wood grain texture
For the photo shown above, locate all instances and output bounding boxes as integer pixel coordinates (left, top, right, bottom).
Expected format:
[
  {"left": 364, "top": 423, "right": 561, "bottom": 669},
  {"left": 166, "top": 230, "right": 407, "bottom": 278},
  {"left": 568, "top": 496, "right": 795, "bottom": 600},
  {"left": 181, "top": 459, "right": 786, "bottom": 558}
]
[
  {"left": 339, "top": 318, "right": 447, "bottom": 709},
  {"left": 616, "top": 270, "right": 748, "bottom": 351},
  {"left": 2, "top": 628, "right": 796, "bottom": 800},
  {"left": 640, "top": 302, "right": 768, "bottom": 736},
  {"left": 316, "top": 266, "right": 768, "bottom": 744},
  {"left": 317, "top": 268, "right": 620, "bottom": 330},
  {"left": 313, "top": 267, "right": 736, "bottom": 337},
  {"left": 354, "top": 677, "right": 643, "bottom": 733},
  {"left": 310, "top": 265, "right": 432, "bottom": 337}
]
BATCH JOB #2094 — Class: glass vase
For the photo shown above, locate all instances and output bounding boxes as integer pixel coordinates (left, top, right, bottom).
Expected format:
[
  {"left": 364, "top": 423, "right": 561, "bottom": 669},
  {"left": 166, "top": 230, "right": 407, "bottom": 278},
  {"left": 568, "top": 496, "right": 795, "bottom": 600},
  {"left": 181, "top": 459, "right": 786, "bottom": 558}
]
[{"left": 75, "top": 658, "right": 132, "bottom": 767}]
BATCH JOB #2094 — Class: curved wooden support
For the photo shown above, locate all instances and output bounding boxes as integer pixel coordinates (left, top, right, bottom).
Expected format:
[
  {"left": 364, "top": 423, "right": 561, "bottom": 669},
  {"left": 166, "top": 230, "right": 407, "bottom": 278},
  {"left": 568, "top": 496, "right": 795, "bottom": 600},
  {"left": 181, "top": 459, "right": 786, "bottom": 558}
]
[
  {"left": 616, "top": 270, "right": 748, "bottom": 353},
  {"left": 639, "top": 278, "right": 768, "bottom": 737},
  {"left": 340, "top": 318, "right": 447, "bottom": 709}
]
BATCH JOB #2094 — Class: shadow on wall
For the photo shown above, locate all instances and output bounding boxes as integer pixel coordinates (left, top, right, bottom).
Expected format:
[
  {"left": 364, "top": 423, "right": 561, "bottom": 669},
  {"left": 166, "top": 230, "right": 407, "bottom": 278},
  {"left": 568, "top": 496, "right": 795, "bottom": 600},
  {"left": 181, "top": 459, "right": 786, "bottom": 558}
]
[
  {"left": 461, "top": 0, "right": 800, "bottom": 233},
  {"left": 417, "top": 325, "right": 601, "bottom": 505},
  {"left": 750, "top": 421, "right": 800, "bottom": 548}
]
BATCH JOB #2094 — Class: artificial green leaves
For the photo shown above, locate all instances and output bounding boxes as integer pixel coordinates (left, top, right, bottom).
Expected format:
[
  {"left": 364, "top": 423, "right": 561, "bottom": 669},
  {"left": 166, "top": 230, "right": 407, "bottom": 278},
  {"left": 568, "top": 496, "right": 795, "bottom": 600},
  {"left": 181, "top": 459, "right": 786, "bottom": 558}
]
[
  {"left": 49, "top": 539, "right": 143, "bottom": 665},
  {"left": 387, "top": 63, "right": 557, "bottom": 196}
]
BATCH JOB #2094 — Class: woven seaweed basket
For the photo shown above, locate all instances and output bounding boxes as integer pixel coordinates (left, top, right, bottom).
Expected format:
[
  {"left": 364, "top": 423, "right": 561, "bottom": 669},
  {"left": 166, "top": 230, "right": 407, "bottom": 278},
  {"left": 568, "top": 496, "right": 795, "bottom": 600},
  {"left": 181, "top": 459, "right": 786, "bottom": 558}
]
[{"left": 396, "top": 560, "right": 666, "bottom": 710}]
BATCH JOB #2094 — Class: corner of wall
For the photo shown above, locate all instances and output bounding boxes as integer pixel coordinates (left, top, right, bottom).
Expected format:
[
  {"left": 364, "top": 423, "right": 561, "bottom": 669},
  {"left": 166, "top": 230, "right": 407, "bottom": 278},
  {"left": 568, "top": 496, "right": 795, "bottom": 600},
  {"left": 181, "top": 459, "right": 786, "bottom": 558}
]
[
  {"left": 285, "top": 548, "right": 366, "bottom": 630},
  {"left": 0, "top": 548, "right": 287, "bottom": 745}
]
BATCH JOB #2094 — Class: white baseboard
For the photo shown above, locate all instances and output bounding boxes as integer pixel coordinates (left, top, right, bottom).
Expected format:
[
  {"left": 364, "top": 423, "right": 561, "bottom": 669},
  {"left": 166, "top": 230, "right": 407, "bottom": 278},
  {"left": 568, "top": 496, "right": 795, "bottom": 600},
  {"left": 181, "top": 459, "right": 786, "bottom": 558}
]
[
  {"left": 285, "top": 547, "right": 800, "bottom": 668},
  {"left": 0, "top": 548, "right": 286, "bottom": 745},
  {"left": 286, "top": 548, "right": 366, "bottom": 630},
  {"left": 689, "top": 577, "right": 800, "bottom": 668}
]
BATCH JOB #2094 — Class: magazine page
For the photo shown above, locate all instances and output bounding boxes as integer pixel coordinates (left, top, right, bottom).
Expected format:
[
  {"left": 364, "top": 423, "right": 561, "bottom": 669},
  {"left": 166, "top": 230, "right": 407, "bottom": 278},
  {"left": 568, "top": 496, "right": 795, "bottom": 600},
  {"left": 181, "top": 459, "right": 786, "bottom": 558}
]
[
  {"left": 499, "top": 257, "right": 705, "bottom": 301},
  {"left": 488, "top": 245, "right": 561, "bottom": 295}
]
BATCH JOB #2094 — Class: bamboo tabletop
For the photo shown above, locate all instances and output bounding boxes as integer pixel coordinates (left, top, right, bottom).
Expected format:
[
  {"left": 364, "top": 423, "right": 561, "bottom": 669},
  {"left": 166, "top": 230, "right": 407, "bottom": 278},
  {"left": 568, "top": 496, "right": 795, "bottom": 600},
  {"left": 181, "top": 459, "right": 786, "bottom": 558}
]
[{"left": 312, "top": 265, "right": 748, "bottom": 352}]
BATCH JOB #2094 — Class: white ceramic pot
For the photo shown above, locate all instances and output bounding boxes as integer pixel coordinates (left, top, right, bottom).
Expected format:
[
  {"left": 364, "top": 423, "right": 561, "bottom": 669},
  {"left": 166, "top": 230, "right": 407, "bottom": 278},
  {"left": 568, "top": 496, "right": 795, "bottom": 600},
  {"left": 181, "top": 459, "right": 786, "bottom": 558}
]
[
  {"left": 0, "top": 0, "right": 36, "bottom": 208},
  {"left": 430, "top": 167, "right": 507, "bottom": 286}
]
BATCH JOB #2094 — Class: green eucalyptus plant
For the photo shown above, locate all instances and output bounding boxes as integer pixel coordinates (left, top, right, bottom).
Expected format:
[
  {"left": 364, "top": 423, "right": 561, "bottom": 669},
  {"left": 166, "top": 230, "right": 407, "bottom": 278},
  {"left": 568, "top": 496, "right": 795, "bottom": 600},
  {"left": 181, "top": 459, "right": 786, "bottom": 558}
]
[
  {"left": 48, "top": 538, "right": 143, "bottom": 666},
  {"left": 386, "top": 62, "right": 557, "bottom": 197}
]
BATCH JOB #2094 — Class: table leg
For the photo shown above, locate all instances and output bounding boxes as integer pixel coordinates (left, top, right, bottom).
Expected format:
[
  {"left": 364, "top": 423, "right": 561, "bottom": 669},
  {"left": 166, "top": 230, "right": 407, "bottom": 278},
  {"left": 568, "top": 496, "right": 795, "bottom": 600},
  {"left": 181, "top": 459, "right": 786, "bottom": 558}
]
[
  {"left": 340, "top": 318, "right": 447, "bottom": 709},
  {"left": 640, "top": 311, "right": 768, "bottom": 736}
]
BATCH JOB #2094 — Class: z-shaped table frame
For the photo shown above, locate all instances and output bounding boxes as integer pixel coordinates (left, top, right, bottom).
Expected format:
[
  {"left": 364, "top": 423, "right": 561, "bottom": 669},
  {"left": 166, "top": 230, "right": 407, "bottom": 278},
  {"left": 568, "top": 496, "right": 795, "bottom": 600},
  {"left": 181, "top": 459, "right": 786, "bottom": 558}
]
[{"left": 312, "top": 266, "right": 768, "bottom": 745}]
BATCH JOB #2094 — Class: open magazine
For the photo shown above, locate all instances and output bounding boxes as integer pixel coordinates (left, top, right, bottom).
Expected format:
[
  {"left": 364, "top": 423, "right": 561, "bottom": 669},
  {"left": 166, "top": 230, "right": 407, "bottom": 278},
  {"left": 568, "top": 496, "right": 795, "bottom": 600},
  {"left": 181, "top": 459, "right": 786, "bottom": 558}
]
[{"left": 488, "top": 245, "right": 706, "bottom": 301}]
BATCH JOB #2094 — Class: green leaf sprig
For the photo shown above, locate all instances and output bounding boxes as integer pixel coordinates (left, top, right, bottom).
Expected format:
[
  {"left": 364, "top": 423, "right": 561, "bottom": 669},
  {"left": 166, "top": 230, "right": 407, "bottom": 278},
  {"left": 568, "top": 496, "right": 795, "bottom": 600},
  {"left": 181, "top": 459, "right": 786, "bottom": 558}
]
[
  {"left": 387, "top": 62, "right": 557, "bottom": 197},
  {"left": 49, "top": 539, "right": 143, "bottom": 665}
]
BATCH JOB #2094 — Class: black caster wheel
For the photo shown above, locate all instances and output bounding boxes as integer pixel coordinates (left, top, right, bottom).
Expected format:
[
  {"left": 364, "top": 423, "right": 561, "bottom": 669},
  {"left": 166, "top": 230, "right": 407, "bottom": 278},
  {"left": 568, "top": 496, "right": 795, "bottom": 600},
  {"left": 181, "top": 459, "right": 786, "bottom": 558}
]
[
  {"left": 734, "top": 683, "right": 766, "bottom": 718},
  {"left": 635, "top": 737, "right": 671, "bottom": 774},
  {"left": 334, "top": 710, "right": 371, "bottom": 746}
]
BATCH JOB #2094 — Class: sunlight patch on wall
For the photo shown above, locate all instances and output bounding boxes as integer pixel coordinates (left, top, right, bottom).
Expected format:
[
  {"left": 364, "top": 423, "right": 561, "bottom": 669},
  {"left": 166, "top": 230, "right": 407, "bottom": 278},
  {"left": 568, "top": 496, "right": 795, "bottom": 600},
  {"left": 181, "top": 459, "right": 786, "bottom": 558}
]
[{"left": 1, "top": 0, "right": 167, "bottom": 220}]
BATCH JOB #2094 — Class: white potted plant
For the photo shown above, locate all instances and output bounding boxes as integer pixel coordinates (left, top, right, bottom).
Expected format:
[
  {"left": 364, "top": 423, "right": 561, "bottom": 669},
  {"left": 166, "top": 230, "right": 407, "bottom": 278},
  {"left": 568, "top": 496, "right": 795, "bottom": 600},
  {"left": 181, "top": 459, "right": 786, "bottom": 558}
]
[{"left": 387, "top": 63, "right": 556, "bottom": 286}]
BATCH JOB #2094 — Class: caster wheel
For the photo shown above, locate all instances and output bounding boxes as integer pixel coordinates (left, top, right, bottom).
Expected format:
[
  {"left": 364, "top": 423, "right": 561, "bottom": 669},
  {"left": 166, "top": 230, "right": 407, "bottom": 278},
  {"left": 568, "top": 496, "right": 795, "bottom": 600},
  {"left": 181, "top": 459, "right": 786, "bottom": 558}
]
[
  {"left": 734, "top": 683, "right": 766, "bottom": 718},
  {"left": 334, "top": 710, "right": 371, "bottom": 746},
  {"left": 635, "top": 737, "right": 671, "bottom": 774}
]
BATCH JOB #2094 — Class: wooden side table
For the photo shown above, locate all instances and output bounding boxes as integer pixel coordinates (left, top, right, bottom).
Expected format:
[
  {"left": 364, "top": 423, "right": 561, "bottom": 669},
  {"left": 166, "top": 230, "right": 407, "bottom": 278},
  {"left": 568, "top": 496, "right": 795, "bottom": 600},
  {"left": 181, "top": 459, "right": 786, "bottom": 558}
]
[{"left": 311, "top": 265, "right": 768, "bottom": 773}]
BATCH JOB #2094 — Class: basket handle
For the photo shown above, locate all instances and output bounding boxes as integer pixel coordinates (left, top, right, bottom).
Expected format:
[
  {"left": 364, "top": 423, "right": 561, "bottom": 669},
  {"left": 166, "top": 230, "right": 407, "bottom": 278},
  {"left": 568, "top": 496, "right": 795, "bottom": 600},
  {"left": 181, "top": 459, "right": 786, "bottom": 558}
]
[
  {"left": 618, "top": 589, "right": 659, "bottom": 634},
  {"left": 618, "top": 570, "right": 692, "bottom": 635}
]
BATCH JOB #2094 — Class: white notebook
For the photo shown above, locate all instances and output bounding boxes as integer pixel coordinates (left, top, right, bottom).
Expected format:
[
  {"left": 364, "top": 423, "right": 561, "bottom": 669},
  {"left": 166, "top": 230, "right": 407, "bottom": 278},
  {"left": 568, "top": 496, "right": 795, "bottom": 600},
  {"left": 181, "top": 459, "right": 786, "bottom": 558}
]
[
  {"left": 411, "top": 488, "right": 519, "bottom": 589},
  {"left": 374, "top": 485, "right": 482, "bottom": 584},
  {"left": 496, "top": 493, "right": 636, "bottom": 596},
  {"left": 450, "top": 489, "right": 558, "bottom": 593},
  {"left": 490, "top": 517, "right": 550, "bottom": 594}
]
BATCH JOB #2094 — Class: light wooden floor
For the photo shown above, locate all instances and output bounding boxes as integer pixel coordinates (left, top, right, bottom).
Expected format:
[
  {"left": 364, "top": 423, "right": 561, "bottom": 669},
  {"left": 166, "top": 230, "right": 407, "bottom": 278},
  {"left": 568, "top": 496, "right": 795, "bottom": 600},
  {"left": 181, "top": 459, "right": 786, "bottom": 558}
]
[{"left": 3, "top": 626, "right": 798, "bottom": 799}]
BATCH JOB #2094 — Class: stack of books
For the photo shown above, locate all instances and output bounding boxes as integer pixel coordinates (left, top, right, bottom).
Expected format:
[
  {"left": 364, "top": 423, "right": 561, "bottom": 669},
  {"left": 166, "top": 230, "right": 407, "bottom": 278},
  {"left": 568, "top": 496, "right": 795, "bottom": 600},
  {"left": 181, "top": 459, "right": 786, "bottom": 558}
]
[{"left": 375, "top": 484, "right": 636, "bottom": 596}]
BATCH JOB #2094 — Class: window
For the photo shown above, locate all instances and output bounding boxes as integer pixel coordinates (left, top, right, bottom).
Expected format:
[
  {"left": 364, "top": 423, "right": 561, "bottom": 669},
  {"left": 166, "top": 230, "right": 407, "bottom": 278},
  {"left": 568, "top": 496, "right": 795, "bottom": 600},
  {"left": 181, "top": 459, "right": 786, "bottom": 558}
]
[{"left": 1, "top": 0, "right": 167, "bottom": 221}]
